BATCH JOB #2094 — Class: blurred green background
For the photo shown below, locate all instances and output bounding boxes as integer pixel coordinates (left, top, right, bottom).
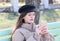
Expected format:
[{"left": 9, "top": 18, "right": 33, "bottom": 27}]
[{"left": 0, "top": 9, "right": 60, "bottom": 29}]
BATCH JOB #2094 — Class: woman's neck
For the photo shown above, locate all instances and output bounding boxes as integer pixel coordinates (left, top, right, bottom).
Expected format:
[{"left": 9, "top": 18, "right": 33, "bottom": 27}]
[
  {"left": 21, "top": 22, "right": 35, "bottom": 32},
  {"left": 24, "top": 22, "right": 33, "bottom": 24}
]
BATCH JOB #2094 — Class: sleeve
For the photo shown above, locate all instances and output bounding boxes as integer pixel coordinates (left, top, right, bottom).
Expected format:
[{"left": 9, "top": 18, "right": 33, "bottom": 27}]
[
  {"left": 27, "top": 33, "right": 42, "bottom": 41},
  {"left": 44, "top": 33, "right": 55, "bottom": 41},
  {"left": 12, "top": 30, "right": 24, "bottom": 41},
  {"left": 31, "top": 33, "right": 55, "bottom": 41}
]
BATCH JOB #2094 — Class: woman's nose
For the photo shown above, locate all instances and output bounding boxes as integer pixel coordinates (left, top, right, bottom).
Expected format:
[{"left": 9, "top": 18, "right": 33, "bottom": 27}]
[{"left": 31, "top": 15, "right": 34, "bottom": 18}]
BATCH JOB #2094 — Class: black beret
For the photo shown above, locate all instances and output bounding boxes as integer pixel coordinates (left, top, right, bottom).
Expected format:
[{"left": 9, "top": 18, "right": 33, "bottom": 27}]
[{"left": 18, "top": 4, "right": 36, "bottom": 13}]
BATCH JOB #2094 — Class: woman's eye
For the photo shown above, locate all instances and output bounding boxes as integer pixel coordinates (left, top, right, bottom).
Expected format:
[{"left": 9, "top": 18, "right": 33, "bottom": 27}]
[{"left": 33, "top": 14, "right": 35, "bottom": 16}]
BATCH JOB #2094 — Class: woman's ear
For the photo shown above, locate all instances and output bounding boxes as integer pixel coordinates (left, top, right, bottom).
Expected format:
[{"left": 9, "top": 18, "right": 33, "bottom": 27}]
[{"left": 22, "top": 18, "right": 25, "bottom": 23}]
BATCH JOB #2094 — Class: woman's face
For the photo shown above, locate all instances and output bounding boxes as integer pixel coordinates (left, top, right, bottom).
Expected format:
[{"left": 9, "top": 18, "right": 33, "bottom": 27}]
[{"left": 23, "top": 12, "right": 35, "bottom": 23}]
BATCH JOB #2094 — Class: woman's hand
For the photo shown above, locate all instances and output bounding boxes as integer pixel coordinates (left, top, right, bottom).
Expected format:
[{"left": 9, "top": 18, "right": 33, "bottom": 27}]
[
  {"left": 35, "top": 24, "right": 42, "bottom": 35},
  {"left": 35, "top": 20, "right": 49, "bottom": 35},
  {"left": 40, "top": 20, "right": 48, "bottom": 34},
  {"left": 41, "top": 26, "right": 48, "bottom": 34}
]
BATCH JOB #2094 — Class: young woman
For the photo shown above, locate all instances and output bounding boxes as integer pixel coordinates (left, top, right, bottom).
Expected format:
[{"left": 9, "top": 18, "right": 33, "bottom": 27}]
[{"left": 11, "top": 4, "right": 55, "bottom": 41}]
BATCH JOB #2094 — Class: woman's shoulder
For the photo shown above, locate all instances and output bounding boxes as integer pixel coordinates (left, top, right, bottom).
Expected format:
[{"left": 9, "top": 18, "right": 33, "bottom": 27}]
[
  {"left": 15, "top": 28, "right": 23, "bottom": 33},
  {"left": 13, "top": 28, "right": 24, "bottom": 36},
  {"left": 15, "top": 28, "right": 28, "bottom": 34}
]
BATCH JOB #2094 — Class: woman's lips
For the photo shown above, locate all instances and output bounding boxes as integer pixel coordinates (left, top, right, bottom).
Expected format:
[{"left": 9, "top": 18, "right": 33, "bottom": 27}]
[{"left": 30, "top": 19, "right": 33, "bottom": 21}]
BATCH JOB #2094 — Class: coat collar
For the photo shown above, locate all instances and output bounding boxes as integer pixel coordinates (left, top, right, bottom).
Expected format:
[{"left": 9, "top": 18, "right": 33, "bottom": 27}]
[{"left": 21, "top": 23, "right": 35, "bottom": 32}]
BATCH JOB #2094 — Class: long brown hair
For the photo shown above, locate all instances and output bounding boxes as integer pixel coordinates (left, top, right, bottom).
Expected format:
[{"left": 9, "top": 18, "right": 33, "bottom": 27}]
[{"left": 11, "top": 12, "right": 27, "bottom": 41}]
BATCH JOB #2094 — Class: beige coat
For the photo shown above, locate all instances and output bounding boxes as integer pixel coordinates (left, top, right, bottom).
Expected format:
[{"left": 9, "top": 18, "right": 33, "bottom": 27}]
[{"left": 12, "top": 23, "right": 55, "bottom": 41}]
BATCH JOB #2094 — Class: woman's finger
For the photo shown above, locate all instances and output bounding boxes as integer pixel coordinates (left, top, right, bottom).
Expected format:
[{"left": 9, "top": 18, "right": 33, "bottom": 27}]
[{"left": 35, "top": 25, "right": 42, "bottom": 35}]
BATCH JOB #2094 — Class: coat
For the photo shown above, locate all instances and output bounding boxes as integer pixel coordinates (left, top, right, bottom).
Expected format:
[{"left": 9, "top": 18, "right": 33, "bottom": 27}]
[{"left": 12, "top": 23, "right": 55, "bottom": 41}]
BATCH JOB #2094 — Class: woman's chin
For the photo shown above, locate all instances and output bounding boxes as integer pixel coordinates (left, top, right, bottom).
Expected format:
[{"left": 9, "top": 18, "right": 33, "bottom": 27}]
[{"left": 29, "top": 21, "right": 34, "bottom": 23}]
